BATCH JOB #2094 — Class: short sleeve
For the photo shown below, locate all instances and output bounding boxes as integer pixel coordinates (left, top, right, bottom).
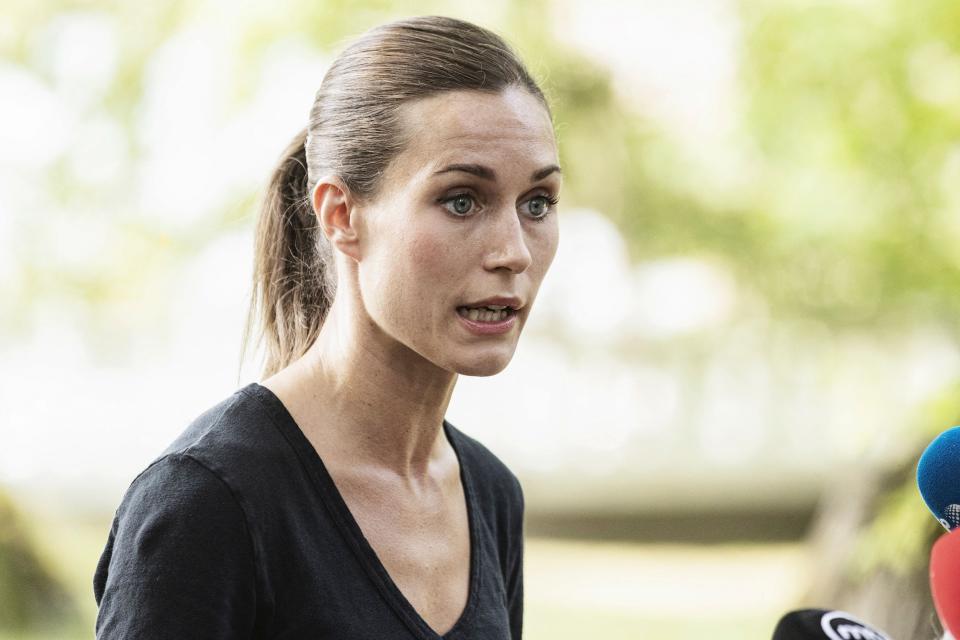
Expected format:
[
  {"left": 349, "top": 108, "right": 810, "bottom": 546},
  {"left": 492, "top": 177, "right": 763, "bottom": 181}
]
[
  {"left": 505, "top": 475, "right": 525, "bottom": 640},
  {"left": 93, "top": 453, "right": 257, "bottom": 639}
]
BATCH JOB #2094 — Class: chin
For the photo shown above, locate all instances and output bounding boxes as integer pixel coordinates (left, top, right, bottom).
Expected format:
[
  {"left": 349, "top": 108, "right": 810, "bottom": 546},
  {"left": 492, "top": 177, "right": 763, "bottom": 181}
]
[{"left": 453, "top": 352, "right": 514, "bottom": 377}]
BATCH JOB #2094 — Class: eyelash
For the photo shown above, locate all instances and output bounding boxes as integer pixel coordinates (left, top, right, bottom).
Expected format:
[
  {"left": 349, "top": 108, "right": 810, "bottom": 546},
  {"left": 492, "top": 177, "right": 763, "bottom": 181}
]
[{"left": 439, "top": 192, "right": 559, "bottom": 222}]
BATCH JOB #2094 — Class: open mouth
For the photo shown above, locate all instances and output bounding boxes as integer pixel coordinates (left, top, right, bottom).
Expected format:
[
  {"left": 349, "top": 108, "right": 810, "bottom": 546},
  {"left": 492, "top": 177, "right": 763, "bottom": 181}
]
[{"left": 455, "top": 305, "right": 517, "bottom": 323}]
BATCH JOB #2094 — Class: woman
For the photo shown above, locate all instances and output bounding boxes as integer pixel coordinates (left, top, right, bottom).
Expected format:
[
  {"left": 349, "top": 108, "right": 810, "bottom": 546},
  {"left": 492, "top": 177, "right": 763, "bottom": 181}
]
[{"left": 93, "top": 15, "right": 561, "bottom": 640}]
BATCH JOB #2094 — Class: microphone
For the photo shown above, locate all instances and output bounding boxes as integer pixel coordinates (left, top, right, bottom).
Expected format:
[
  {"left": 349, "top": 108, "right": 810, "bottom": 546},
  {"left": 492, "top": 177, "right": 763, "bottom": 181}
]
[
  {"left": 771, "top": 608, "right": 893, "bottom": 639},
  {"left": 917, "top": 425, "right": 960, "bottom": 530},
  {"left": 917, "top": 426, "right": 960, "bottom": 640}
]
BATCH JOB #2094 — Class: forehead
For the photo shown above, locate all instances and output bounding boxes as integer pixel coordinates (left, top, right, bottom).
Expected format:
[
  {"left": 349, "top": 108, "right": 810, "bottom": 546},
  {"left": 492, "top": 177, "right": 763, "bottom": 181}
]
[{"left": 389, "top": 87, "right": 558, "bottom": 182}]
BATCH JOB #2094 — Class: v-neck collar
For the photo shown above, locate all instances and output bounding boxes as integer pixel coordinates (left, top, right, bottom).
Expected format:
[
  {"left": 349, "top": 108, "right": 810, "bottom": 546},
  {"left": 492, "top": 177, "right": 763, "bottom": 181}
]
[{"left": 243, "top": 382, "right": 482, "bottom": 640}]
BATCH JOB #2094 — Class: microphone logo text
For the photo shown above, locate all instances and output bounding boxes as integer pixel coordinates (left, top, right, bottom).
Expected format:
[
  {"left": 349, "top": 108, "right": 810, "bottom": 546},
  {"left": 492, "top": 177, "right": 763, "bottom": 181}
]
[{"left": 820, "top": 611, "right": 891, "bottom": 640}]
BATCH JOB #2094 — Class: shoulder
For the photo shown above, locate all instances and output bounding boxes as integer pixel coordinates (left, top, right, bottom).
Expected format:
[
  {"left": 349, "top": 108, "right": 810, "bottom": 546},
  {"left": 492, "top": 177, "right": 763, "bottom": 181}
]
[
  {"left": 444, "top": 420, "right": 524, "bottom": 512},
  {"left": 96, "top": 452, "right": 255, "bottom": 591},
  {"left": 121, "top": 452, "right": 242, "bottom": 517},
  {"left": 94, "top": 452, "right": 258, "bottom": 634},
  {"left": 109, "top": 383, "right": 308, "bottom": 551},
  {"left": 156, "top": 383, "right": 274, "bottom": 464},
  {"left": 103, "top": 453, "right": 253, "bottom": 579},
  {"left": 142, "top": 383, "right": 296, "bottom": 498},
  {"left": 445, "top": 420, "right": 525, "bottom": 597},
  {"left": 106, "top": 383, "right": 279, "bottom": 545},
  {"left": 111, "top": 452, "right": 253, "bottom": 556}
]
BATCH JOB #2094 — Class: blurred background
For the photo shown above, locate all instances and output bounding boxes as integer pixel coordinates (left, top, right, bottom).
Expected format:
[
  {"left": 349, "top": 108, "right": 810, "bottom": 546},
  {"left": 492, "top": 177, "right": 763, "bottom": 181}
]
[{"left": 2, "top": 0, "right": 960, "bottom": 637}]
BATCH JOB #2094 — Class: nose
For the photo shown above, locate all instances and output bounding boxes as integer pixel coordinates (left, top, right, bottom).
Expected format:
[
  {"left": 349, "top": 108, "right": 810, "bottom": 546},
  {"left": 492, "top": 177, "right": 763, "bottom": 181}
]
[{"left": 483, "top": 208, "right": 533, "bottom": 273}]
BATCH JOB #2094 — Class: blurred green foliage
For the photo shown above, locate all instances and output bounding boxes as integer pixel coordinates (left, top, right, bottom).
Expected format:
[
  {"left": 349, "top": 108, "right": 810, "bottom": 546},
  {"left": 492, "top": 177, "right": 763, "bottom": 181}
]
[
  {"left": 852, "top": 380, "right": 960, "bottom": 579},
  {"left": 0, "top": 489, "right": 76, "bottom": 631},
  {"left": 734, "top": 0, "right": 960, "bottom": 330},
  {"left": 4, "top": 0, "right": 959, "bottom": 348}
]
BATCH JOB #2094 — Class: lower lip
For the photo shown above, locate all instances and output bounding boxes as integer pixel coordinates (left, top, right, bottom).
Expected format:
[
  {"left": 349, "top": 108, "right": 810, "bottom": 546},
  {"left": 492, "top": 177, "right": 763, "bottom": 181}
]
[{"left": 456, "top": 308, "right": 518, "bottom": 335}]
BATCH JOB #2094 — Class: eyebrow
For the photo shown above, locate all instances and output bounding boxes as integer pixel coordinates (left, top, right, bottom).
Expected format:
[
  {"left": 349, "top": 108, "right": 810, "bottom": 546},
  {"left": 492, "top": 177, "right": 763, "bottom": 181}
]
[{"left": 432, "top": 163, "right": 562, "bottom": 182}]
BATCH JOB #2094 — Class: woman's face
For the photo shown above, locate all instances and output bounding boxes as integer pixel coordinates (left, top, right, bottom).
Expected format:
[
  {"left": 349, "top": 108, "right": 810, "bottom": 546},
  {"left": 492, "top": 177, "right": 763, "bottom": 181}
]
[{"left": 356, "top": 86, "right": 561, "bottom": 376}]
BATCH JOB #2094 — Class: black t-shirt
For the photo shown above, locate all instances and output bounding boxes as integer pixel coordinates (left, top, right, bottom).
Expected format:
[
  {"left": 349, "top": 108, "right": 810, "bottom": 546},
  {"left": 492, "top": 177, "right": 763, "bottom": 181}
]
[{"left": 93, "top": 382, "right": 525, "bottom": 639}]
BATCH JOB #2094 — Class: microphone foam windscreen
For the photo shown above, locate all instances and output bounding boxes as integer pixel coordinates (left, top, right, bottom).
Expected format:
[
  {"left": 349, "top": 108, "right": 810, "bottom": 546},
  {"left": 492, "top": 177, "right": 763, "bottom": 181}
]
[
  {"left": 932, "top": 529, "right": 960, "bottom": 638},
  {"left": 772, "top": 609, "right": 892, "bottom": 640},
  {"left": 918, "top": 426, "right": 960, "bottom": 530}
]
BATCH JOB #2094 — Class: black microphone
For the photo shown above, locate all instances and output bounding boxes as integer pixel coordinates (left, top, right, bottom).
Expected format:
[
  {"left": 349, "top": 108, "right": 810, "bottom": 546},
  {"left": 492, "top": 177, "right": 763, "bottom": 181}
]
[{"left": 772, "top": 608, "right": 893, "bottom": 640}]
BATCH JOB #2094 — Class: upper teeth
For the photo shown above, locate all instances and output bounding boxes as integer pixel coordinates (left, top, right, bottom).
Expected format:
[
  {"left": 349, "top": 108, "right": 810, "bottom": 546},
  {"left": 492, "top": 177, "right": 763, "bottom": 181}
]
[
  {"left": 485, "top": 305, "right": 507, "bottom": 310},
  {"left": 458, "top": 306, "right": 510, "bottom": 322}
]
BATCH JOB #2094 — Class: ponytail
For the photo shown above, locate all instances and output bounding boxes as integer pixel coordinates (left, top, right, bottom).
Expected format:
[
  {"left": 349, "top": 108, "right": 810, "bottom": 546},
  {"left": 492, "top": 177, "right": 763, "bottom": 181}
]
[{"left": 241, "top": 128, "right": 336, "bottom": 380}]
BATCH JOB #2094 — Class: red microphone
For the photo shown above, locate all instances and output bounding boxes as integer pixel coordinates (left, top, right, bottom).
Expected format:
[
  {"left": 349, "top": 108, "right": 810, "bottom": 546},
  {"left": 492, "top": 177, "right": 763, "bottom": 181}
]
[{"left": 931, "top": 528, "right": 960, "bottom": 639}]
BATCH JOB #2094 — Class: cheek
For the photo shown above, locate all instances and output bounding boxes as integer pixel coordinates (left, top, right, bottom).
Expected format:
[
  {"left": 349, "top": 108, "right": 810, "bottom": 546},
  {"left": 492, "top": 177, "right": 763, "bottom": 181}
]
[
  {"left": 406, "top": 226, "right": 464, "bottom": 283},
  {"left": 531, "top": 221, "right": 560, "bottom": 276},
  {"left": 390, "top": 225, "right": 468, "bottom": 321}
]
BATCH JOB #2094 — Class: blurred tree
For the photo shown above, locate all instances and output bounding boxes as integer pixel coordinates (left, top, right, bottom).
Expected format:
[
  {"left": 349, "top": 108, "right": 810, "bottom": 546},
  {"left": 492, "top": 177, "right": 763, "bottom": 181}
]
[
  {"left": 731, "top": 1, "right": 960, "bottom": 627},
  {"left": 0, "top": 488, "right": 77, "bottom": 631},
  {"left": 5, "top": 0, "right": 958, "bottom": 348},
  {"left": 730, "top": 0, "right": 960, "bottom": 330},
  {"left": 802, "top": 381, "right": 960, "bottom": 636}
]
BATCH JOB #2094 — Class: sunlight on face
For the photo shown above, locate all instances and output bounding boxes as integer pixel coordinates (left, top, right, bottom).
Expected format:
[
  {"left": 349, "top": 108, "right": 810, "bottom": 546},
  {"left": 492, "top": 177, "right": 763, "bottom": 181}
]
[{"left": 357, "top": 86, "right": 562, "bottom": 376}]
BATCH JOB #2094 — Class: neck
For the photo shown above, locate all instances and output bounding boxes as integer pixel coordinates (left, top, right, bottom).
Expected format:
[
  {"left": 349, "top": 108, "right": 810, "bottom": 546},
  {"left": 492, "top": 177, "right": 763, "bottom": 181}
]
[{"left": 272, "top": 290, "right": 458, "bottom": 480}]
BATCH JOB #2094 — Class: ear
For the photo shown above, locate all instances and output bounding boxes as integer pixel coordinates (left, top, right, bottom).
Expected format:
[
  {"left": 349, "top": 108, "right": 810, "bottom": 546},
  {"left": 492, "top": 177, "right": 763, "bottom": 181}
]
[{"left": 312, "top": 175, "right": 361, "bottom": 262}]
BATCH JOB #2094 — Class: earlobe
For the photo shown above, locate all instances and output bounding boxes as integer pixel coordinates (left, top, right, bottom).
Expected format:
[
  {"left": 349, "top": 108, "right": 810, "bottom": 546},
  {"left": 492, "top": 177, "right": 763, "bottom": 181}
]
[{"left": 312, "top": 176, "right": 361, "bottom": 261}]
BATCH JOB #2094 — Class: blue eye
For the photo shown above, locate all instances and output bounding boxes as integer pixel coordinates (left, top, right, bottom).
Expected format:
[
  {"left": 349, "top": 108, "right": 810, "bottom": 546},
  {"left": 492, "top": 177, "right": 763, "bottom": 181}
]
[
  {"left": 525, "top": 194, "right": 559, "bottom": 221},
  {"left": 442, "top": 193, "right": 476, "bottom": 216},
  {"left": 440, "top": 192, "right": 558, "bottom": 220}
]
